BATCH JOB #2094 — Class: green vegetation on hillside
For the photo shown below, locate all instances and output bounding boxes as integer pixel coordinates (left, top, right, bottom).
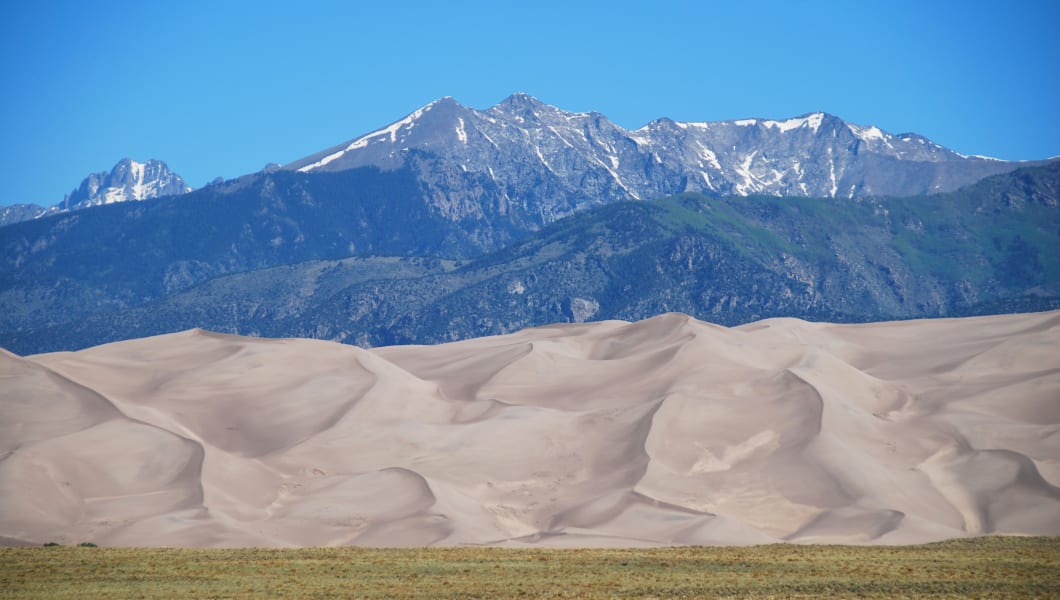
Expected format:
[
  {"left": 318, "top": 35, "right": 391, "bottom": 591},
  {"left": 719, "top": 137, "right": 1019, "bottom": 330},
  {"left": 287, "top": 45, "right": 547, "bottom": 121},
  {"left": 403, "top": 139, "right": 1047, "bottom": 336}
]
[
  {"left": 2, "top": 537, "right": 1058, "bottom": 599},
  {"left": 2, "top": 162, "right": 1058, "bottom": 354}
]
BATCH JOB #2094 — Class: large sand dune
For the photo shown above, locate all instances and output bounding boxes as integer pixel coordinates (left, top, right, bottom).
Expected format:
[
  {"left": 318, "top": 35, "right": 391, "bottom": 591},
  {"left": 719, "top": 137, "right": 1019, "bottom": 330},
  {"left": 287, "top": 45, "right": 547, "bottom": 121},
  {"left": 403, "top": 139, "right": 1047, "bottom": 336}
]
[{"left": 2, "top": 311, "right": 1058, "bottom": 547}]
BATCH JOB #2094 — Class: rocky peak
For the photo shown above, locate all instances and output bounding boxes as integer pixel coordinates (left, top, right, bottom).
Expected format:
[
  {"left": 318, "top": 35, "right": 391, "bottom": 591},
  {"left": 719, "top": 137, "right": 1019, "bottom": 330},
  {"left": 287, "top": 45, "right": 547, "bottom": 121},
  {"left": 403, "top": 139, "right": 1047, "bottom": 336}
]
[
  {"left": 64, "top": 158, "right": 192, "bottom": 210},
  {"left": 281, "top": 94, "right": 1042, "bottom": 238}
]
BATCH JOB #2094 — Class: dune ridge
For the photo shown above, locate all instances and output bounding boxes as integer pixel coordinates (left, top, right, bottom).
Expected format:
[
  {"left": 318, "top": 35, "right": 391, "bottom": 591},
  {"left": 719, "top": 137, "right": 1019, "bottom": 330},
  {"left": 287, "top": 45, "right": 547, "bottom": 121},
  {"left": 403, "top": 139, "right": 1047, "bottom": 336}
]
[{"left": 1, "top": 311, "right": 1058, "bottom": 547}]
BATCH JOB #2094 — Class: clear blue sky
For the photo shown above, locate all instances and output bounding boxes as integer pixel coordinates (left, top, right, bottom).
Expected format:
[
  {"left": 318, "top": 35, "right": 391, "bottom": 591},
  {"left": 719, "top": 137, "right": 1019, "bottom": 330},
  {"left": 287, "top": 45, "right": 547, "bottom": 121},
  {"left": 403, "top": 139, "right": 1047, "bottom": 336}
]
[{"left": 2, "top": 0, "right": 1058, "bottom": 206}]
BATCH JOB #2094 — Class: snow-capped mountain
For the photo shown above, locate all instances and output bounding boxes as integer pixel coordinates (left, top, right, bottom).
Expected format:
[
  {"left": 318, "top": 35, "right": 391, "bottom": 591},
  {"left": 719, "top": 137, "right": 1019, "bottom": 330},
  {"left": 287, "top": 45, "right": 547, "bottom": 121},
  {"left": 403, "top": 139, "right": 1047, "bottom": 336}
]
[
  {"left": 63, "top": 158, "right": 191, "bottom": 210},
  {"left": 285, "top": 93, "right": 1032, "bottom": 228},
  {"left": 1, "top": 159, "right": 192, "bottom": 228}
]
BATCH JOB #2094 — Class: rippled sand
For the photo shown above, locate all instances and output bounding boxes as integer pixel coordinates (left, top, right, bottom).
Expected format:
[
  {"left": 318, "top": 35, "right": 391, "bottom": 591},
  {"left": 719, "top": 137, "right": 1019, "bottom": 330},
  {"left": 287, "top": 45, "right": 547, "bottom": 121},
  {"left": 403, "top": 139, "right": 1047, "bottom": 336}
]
[{"left": 2, "top": 311, "right": 1058, "bottom": 547}]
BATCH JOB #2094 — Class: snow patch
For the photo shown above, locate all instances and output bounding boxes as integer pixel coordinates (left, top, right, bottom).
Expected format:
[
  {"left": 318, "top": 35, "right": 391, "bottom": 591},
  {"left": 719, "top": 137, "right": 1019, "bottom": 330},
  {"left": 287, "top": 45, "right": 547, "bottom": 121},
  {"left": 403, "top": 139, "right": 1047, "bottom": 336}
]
[
  {"left": 298, "top": 100, "right": 440, "bottom": 172},
  {"left": 733, "top": 151, "right": 762, "bottom": 195},
  {"left": 695, "top": 141, "right": 721, "bottom": 170},
  {"left": 629, "top": 131, "right": 652, "bottom": 147},
  {"left": 129, "top": 160, "right": 146, "bottom": 200},
  {"left": 534, "top": 145, "right": 555, "bottom": 173},
  {"left": 103, "top": 188, "right": 125, "bottom": 205},
  {"left": 700, "top": 171, "right": 712, "bottom": 189},
  {"left": 375, "top": 102, "right": 434, "bottom": 143},
  {"left": 479, "top": 128, "right": 499, "bottom": 149},
  {"left": 297, "top": 148, "right": 349, "bottom": 173},
  {"left": 848, "top": 123, "right": 886, "bottom": 142},
  {"left": 546, "top": 126, "right": 576, "bottom": 150},
  {"left": 588, "top": 152, "right": 639, "bottom": 199},
  {"left": 828, "top": 148, "right": 838, "bottom": 197},
  {"left": 456, "top": 117, "right": 468, "bottom": 144},
  {"left": 734, "top": 119, "right": 758, "bottom": 127},
  {"left": 762, "top": 112, "right": 824, "bottom": 133}
]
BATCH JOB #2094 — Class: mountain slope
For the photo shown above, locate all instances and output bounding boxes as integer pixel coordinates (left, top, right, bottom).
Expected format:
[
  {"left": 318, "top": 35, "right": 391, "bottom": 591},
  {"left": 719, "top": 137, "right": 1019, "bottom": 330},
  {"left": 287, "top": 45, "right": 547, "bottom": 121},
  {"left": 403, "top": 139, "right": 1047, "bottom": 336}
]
[
  {"left": 4, "top": 162, "right": 1057, "bottom": 355},
  {"left": 284, "top": 94, "right": 1044, "bottom": 238},
  {"left": 0, "top": 166, "right": 485, "bottom": 347},
  {"left": 295, "top": 162, "right": 1059, "bottom": 346}
]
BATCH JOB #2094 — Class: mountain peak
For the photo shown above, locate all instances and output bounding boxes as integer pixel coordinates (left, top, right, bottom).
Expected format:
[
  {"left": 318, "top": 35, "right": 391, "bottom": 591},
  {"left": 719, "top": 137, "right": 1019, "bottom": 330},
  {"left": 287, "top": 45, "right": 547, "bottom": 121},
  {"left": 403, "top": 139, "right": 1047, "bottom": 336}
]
[
  {"left": 1, "top": 158, "right": 192, "bottom": 226},
  {"left": 424, "top": 96, "right": 462, "bottom": 111},
  {"left": 64, "top": 158, "right": 191, "bottom": 210},
  {"left": 284, "top": 94, "right": 1025, "bottom": 200},
  {"left": 493, "top": 92, "right": 548, "bottom": 113},
  {"left": 500, "top": 91, "right": 542, "bottom": 104}
]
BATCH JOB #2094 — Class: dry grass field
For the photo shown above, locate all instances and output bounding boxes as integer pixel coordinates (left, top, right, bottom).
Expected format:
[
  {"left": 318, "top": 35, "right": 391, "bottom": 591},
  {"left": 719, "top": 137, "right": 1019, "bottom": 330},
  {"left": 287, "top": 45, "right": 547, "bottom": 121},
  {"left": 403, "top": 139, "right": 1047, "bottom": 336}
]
[{"left": 2, "top": 536, "right": 1058, "bottom": 599}]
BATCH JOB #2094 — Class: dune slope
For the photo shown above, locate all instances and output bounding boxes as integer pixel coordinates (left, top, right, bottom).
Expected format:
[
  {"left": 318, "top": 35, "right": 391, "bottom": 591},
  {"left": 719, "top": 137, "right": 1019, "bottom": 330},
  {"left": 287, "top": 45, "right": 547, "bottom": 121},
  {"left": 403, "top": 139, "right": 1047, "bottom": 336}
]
[{"left": 1, "top": 311, "right": 1058, "bottom": 547}]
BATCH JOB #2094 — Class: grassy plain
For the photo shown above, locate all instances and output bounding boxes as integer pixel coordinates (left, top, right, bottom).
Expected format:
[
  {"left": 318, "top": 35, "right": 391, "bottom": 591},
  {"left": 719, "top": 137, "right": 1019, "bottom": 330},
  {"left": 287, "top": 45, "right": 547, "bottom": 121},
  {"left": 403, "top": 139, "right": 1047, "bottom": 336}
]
[{"left": 2, "top": 536, "right": 1057, "bottom": 599}]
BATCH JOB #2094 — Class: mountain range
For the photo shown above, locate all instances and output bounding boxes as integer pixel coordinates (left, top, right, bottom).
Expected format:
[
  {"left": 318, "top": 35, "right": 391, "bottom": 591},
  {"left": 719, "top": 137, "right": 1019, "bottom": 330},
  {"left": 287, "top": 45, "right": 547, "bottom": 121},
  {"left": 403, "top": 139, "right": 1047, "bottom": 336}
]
[
  {"left": 282, "top": 94, "right": 1045, "bottom": 249},
  {"left": 2, "top": 94, "right": 1046, "bottom": 237},
  {"left": 0, "top": 94, "right": 1058, "bottom": 354},
  {"left": 0, "top": 158, "right": 190, "bottom": 227}
]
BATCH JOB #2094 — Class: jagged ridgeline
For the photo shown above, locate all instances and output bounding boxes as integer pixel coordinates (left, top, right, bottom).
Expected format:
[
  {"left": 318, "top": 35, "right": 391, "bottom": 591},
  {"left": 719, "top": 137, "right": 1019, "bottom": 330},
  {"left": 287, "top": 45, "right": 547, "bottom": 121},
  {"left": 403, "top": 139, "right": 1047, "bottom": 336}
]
[
  {"left": 287, "top": 94, "right": 1041, "bottom": 201},
  {"left": 0, "top": 158, "right": 192, "bottom": 227},
  {"left": 1, "top": 160, "right": 1057, "bottom": 354}
]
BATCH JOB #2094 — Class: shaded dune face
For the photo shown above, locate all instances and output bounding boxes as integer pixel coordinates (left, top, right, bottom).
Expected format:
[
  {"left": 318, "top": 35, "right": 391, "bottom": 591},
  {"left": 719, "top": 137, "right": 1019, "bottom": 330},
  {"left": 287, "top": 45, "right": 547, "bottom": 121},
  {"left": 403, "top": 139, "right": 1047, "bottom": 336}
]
[{"left": 1, "top": 311, "right": 1058, "bottom": 548}]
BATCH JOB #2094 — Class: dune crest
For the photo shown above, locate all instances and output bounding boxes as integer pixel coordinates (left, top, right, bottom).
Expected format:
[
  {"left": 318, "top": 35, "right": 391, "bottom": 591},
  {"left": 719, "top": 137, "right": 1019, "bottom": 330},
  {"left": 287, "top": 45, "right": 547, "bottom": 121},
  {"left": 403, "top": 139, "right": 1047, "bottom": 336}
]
[{"left": 2, "top": 311, "right": 1059, "bottom": 547}]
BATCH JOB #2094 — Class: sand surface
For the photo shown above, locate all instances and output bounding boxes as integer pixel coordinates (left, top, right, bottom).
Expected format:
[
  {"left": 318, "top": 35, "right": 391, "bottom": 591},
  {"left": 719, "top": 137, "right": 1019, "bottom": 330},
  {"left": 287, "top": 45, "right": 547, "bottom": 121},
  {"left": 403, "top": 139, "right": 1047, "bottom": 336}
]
[{"left": 2, "top": 311, "right": 1058, "bottom": 547}]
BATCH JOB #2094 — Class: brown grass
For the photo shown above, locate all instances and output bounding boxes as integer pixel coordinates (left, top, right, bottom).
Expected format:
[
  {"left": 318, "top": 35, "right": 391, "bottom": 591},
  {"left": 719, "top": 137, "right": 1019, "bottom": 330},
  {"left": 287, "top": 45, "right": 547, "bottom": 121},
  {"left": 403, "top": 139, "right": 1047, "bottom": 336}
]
[{"left": 2, "top": 536, "right": 1058, "bottom": 598}]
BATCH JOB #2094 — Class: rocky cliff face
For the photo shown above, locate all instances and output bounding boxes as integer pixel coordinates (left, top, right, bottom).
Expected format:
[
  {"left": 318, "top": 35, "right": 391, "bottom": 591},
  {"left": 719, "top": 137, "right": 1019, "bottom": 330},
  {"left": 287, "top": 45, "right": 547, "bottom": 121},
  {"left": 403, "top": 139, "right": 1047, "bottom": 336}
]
[{"left": 63, "top": 158, "right": 191, "bottom": 209}]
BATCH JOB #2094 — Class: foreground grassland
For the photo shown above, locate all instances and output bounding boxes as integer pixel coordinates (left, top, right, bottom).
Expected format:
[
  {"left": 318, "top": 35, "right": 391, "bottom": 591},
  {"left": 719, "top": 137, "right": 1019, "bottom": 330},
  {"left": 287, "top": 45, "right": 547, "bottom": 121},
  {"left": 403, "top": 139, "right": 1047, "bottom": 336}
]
[{"left": 2, "top": 537, "right": 1058, "bottom": 599}]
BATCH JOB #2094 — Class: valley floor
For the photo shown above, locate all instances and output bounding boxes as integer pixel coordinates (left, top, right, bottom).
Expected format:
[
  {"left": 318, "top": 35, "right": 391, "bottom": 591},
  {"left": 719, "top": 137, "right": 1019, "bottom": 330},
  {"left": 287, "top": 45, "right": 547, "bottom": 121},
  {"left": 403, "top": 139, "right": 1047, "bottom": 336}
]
[{"left": 2, "top": 536, "right": 1058, "bottom": 599}]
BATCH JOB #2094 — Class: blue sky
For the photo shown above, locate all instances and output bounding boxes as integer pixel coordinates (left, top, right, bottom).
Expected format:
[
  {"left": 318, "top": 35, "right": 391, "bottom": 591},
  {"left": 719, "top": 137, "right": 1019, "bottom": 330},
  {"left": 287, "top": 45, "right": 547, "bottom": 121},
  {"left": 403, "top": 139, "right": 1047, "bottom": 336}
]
[{"left": 2, "top": 0, "right": 1058, "bottom": 206}]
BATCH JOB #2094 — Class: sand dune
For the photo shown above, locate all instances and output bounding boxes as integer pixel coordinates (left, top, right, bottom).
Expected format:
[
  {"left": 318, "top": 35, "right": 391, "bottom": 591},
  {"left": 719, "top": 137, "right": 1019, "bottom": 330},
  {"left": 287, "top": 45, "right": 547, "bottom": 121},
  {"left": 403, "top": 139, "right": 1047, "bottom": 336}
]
[{"left": 1, "top": 311, "right": 1058, "bottom": 547}]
